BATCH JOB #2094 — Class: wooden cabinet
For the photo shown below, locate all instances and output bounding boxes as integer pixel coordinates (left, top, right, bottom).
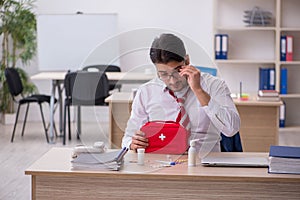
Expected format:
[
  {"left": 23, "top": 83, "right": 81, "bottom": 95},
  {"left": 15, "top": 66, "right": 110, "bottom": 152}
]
[
  {"left": 234, "top": 99, "right": 281, "bottom": 152},
  {"left": 278, "top": 0, "right": 300, "bottom": 139},
  {"left": 214, "top": 0, "right": 300, "bottom": 141},
  {"left": 105, "top": 92, "right": 133, "bottom": 148}
]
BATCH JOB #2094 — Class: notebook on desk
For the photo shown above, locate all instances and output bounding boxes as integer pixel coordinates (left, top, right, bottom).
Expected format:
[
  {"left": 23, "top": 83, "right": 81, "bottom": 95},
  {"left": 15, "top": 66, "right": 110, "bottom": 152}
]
[{"left": 201, "top": 154, "right": 269, "bottom": 167}]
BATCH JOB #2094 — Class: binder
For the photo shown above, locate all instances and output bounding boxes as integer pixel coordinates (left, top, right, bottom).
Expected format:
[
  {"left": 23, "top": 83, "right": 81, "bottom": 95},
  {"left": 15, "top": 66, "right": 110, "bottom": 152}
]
[
  {"left": 269, "top": 68, "right": 275, "bottom": 90},
  {"left": 221, "top": 34, "right": 228, "bottom": 59},
  {"left": 215, "top": 34, "right": 222, "bottom": 59},
  {"left": 279, "top": 102, "right": 285, "bottom": 128},
  {"left": 280, "top": 68, "right": 288, "bottom": 94},
  {"left": 280, "top": 35, "right": 286, "bottom": 61},
  {"left": 259, "top": 68, "right": 270, "bottom": 90},
  {"left": 286, "top": 35, "right": 293, "bottom": 61}
]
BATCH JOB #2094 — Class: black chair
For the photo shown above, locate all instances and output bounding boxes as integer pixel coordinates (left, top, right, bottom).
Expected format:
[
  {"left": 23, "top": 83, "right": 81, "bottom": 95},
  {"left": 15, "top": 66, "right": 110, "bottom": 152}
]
[
  {"left": 4, "top": 68, "right": 57, "bottom": 143},
  {"left": 63, "top": 71, "right": 109, "bottom": 145},
  {"left": 220, "top": 131, "right": 243, "bottom": 152},
  {"left": 82, "top": 65, "right": 122, "bottom": 92}
]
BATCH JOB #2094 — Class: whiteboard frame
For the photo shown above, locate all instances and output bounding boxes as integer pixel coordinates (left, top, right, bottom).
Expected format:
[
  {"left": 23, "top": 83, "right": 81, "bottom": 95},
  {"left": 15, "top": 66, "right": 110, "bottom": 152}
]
[{"left": 37, "top": 13, "right": 119, "bottom": 71}]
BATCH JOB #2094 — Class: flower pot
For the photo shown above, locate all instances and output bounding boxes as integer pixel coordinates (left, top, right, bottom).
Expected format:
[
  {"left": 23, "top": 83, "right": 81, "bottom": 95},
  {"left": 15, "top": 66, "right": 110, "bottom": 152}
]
[{"left": 1, "top": 113, "right": 16, "bottom": 125}]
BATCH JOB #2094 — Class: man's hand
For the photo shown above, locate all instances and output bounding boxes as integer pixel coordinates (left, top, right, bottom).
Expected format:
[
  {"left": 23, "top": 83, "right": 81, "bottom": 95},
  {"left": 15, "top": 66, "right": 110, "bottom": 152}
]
[
  {"left": 179, "top": 65, "right": 202, "bottom": 92},
  {"left": 130, "top": 130, "right": 148, "bottom": 151},
  {"left": 180, "top": 65, "right": 211, "bottom": 106}
]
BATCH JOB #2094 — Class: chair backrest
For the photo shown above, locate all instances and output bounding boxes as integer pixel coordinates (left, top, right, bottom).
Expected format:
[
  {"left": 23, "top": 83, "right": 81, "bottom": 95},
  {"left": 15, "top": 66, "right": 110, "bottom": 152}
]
[
  {"left": 195, "top": 66, "right": 217, "bottom": 76},
  {"left": 220, "top": 132, "right": 243, "bottom": 152},
  {"left": 4, "top": 68, "right": 23, "bottom": 97},
  {"left": 83, "top": 64, "right": 121, "bottom": 73},
  {"left": 64, "top": 71, "right": 109, "bottom": 105},
  {"left": 82, "top": 65, "right": 121, "bottom": 91}
]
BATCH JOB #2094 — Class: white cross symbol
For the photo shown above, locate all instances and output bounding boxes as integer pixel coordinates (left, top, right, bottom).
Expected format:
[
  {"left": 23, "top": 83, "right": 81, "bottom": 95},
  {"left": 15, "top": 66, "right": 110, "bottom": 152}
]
[{"left": 159, "top": 133, "right": 166, "bottom": 141}]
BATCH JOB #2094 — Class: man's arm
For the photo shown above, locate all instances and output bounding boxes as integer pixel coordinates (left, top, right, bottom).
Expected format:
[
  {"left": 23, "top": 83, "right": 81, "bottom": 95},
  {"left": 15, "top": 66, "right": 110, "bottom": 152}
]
[
  {"left": 121, "top": 88, "right": 149, "bottom": 150},
  {"left": 180, "top": 65, "right": 240, "bottom": 136},
  {"left": 202, "top": 77, "right": 240, "bottom": 137}
]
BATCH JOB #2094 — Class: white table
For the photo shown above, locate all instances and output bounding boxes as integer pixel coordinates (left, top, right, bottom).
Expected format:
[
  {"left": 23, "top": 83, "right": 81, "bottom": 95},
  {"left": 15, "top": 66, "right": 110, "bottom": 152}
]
[
  {"left": 31, "top": 72, "right": 66, "bottom": 143},
  {"left": 31, "top": 71, "right": 156, "bottom": 143}
]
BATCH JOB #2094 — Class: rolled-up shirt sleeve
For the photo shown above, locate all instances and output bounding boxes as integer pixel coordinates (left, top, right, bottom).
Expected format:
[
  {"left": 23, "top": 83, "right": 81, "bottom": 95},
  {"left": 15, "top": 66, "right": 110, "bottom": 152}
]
[{"left": 121, "top": 88, "right": 148, "bottom": 148}]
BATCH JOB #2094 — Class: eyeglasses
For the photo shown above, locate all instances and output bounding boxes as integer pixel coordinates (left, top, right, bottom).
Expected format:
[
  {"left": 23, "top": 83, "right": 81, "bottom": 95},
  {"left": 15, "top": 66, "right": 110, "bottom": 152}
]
[{"left": 157, "top": 65, "right": 183, "bottom": 81}]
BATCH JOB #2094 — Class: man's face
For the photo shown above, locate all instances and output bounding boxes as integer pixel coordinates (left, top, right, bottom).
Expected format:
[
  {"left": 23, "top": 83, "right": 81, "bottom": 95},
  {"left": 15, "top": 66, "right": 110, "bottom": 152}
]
[{"left": 156, "top": 61, "right": 188, "bottom": 92}]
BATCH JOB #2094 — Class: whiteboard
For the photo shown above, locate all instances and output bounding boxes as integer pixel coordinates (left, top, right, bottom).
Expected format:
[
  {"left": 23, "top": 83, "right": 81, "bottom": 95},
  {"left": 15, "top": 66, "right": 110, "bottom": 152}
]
[{"left": 37, "top": 14, "right": 119, "bottom": 71}]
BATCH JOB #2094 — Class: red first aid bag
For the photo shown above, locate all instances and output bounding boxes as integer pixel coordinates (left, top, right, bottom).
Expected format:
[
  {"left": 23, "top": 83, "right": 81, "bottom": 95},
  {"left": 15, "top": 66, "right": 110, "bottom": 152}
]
[{"left": 141, "top": 121, "right": 190, "bottom": 154}]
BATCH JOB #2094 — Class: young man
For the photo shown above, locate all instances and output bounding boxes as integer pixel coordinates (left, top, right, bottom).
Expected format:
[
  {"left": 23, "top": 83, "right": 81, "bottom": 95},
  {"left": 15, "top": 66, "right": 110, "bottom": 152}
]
[{"left": 122, "top": 33, "right": 240, "bottom": 152}]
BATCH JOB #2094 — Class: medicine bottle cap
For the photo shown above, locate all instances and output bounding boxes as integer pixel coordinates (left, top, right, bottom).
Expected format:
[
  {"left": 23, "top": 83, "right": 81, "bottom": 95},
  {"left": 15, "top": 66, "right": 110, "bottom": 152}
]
[
  {"left": 137, "top": 148, "right": 145, "bottom": 153},
  {"left": 190, "top": 139, "right": 200, "bottom": 147}
]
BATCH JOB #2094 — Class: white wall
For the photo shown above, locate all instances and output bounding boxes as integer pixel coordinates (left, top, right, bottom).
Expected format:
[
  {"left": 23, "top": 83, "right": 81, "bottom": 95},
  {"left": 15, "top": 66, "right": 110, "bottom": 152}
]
[
  {"left": 23, "top": 0, "right": 215, "bottom": 122},
  {"left": 34, "top": 0, "right": 214, "bottom": 73}
]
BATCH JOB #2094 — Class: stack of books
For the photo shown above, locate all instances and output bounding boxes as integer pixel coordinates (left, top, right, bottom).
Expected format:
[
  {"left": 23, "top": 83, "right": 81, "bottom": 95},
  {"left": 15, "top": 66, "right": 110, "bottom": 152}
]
[
  {"left": 269, "top": 145, "right": 300, "bottom": 174},
  {"left": 71, "top": 146, "right": 128, "bottom": 171},
  {"left": 257, "top": 90, "right": 280, "bottom": 101}
]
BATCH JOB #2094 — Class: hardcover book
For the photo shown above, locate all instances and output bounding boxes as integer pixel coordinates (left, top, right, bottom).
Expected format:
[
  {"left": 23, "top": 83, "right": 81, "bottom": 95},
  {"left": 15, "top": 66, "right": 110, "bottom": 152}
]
[
  {"left": 258, "top": 90, "right": 279, "bottom": 97},
  {"left": 269, "top": 145, "right": 300, "bottom": 174}
]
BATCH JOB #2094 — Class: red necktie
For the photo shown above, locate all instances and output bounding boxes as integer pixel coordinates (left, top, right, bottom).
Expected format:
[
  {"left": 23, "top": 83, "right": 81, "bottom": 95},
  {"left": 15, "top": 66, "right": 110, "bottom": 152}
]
[{"left": 169, "top": 89, "right": 191, "bottom": 130}]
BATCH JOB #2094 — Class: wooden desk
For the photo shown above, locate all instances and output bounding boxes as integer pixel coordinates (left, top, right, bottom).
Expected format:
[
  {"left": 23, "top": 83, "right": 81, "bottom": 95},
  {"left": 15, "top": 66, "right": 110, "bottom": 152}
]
[
  {"left": 25, "top": 147, "right": 300, "bottom": 200},
  {"left": 31, "top": 71, "right": 155, "bottom": 143},
  {"left": 234, "top": 99, "right": 282, "bottom": 152},
  {"left": 105, "top": 92, "right": 133, "bottom": 148},
  {"left": 105, "top": 93, "right": 282, "bottom": 151}
]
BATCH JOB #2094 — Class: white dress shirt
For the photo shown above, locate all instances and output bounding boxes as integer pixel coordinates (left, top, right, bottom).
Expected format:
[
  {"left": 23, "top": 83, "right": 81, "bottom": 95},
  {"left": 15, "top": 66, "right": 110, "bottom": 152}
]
[{"left": 122, "top": 73, "right": 240, "bottom": 152}]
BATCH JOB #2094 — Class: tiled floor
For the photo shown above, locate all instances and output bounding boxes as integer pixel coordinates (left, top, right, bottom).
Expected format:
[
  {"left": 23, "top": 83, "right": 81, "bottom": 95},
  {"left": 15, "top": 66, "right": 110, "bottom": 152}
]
[{"left": 0, "top": 121, "right": 109, "bottom": 200}]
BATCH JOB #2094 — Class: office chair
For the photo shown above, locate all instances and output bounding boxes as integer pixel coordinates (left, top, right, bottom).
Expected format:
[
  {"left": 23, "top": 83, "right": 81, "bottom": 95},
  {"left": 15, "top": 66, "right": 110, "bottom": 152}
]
[
  {"left": 82, "top": 65, "right": 122, "bottom": 92},
  {"left": 220, "top": 132, "right": 243, "bottom": 152},
  {"left": 4, "top": 67, "right": 58, "bottom": 143},
  {"left": 63, "top": 71, "right": 109, "bottom": 145}
]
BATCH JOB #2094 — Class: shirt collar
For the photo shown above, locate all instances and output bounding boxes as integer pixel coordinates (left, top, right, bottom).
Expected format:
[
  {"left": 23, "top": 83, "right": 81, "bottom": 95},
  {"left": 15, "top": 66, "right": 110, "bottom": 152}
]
[{"left": 163, "top": 84, "right": 190, "bottom": 98}]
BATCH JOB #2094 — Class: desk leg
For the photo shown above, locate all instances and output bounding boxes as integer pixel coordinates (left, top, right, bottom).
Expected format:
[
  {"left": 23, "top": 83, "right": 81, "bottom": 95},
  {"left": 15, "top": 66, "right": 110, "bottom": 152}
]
[
  {"left": 77, "top": 106, "right": 81, "bottom": 139},
  {"left": 49, "top": 80, "right": 57, "bottom": 143},
  {"left": 31, "top": 176, "right": 36, "bottom": 200},
  {"left": 57, "top": 83, "right": 63, "bottom": 135}
]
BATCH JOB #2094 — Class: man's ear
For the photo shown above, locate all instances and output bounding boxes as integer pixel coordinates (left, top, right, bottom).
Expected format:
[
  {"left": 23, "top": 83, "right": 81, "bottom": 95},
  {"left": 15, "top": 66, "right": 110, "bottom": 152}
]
[{"left": 184, "top": 55, "right": 190, "bottom": 65}]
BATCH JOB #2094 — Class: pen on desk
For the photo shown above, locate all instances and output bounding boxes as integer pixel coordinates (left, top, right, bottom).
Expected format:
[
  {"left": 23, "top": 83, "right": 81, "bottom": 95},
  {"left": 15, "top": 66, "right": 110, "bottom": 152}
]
[
  {"left": 155, "top": 160, "right": 176, "bottom": 166},
  {"left": 116, "top": 147, "right": 128, "bottom": 162},
  {"left": 174, "top": 159, "right": 188, "bottom": 164}
]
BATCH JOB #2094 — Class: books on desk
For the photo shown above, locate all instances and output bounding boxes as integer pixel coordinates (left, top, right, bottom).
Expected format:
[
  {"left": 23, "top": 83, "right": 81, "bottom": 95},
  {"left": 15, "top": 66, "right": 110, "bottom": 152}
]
[
  {"left": 258, "top": 90, "right": 279, "bottom": 97},
  {"left": 257, "top": 90, "right": 280, "bottom": 101},
  {"left": 269, "top": 145, "right": 300, "bottom": 174},
  {"left": 71, "top": 147, "right": 128, "bottom": 171}
]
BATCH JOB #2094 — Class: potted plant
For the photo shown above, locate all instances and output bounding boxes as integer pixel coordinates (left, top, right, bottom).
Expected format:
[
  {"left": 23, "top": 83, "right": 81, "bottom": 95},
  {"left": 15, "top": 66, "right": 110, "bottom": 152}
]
[{"left": 0, "top": 0, "right": 37, "bottom": 123}]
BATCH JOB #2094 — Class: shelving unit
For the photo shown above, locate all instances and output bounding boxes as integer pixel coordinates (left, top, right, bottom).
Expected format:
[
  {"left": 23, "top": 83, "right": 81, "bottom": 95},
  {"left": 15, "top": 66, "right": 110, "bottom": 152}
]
[{"left": 214, "top": 0, "right": 300, "bottom": 136}]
